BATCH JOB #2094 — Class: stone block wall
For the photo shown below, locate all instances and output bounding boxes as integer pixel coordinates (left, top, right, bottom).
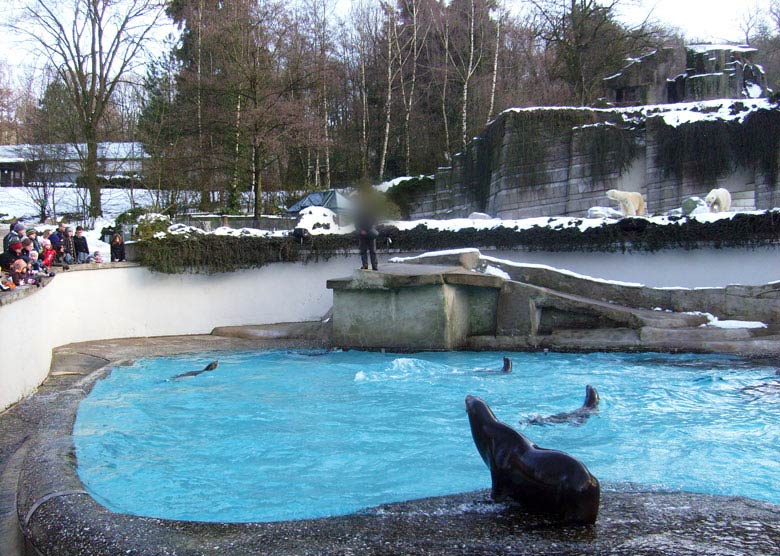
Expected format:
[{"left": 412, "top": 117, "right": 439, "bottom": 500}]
[{"left": 403, "top": 104, "right": 780, "bottom": 219}]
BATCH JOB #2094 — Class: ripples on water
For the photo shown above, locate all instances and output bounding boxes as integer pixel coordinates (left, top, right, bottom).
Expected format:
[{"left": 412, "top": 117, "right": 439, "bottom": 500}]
[{"left": 74, "top": 350, "right": 780, "bottom": 522}]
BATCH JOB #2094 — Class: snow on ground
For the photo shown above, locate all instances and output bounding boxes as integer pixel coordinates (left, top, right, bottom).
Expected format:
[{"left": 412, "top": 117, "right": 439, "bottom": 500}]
[
  {"left": 0, "top": 184, "right": 775, "bottom": 265},
  {"left": 392, "top": 249, "right": 647, "bottom": 287},
  {"left": 502, "top": 98, "right": 774, "bottom": 129},
  {"left": 373, "top": 175, "right": 432, "bottom": 193},
  {"left": 385, "top": 209, "right": 753, "bottom": 235},
  {"left": 691, "top": 312, "right": 768, "bottom": 329},
  {"left": 294, "top": 207, "right": 353, "bottom": 236}
]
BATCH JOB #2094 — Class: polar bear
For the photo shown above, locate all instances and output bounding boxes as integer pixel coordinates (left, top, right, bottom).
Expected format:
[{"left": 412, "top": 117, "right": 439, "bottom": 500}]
[
  {"left": 606, "top": 189, "right": 646, "bottom": 217},
  {"left": 705, "top": 188, "right": 731, "bottom": 213}
]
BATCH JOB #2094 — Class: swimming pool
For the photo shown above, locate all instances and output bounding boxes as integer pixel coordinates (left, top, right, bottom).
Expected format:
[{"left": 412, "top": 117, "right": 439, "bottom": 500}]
[{"left": 74, "top": 350, "right": 780, "bottom": 523}]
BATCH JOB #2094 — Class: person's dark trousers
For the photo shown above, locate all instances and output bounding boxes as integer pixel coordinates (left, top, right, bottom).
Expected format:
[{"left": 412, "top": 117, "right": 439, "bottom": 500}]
[{"left": 359, "top": 237, "right": 378, "bottom": 270}]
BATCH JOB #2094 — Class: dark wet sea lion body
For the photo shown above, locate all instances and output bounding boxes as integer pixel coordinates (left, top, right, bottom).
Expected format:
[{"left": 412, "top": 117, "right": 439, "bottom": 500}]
[
  {"left": 527, "top": 385, "right": 599, "bottom": 426},
  {"left": 474, "top": 357, "right": 512, "bottom": 374},
  {"left": 465, "top": 395, "right": 600, "bottom": 525},
  {"left": 171, "top": 360, "right": 219, "bottom": 380}
]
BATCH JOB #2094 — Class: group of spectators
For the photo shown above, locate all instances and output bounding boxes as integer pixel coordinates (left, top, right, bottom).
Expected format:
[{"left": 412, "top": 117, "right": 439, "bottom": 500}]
[{"left": 0, "top": 220, "right": 126, "bottom": 291}]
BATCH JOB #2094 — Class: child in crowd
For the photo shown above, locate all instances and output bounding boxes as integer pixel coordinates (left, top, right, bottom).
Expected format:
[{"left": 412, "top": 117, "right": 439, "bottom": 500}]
[
  {"left": 110, "top": 233, "right": 126, "bottom": 262},
  {"left": 0, "top": 241, "right": 24, "bottom": 271},
  {"left": 41, "top": 239, "right": 56, "bottom": 269},
  {"left": 10, "top": 259, "right": 34, "bottom": 287},
  {"left": 28, "top": 250, "right": 43, "bottom": 272},
  {"left": 26, "top": 229, "right": 41, "bottom": 253},
  {"left": 42, "top": 239, "right": 70, "bottom": 271},
  {"left": 20, "top": 238, "right": 33, "bottom": 261},
  {"left": 74, "top": 226, "right": 91, "bottom": 263}
]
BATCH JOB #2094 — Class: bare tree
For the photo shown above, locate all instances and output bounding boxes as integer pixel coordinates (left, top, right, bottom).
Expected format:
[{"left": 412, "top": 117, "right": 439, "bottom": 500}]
[
  {"left": 530, "top": 0, "right": 655, "bottom": 106},
  {"left": 739, "top": 2, "right": 765, "bottom": 45},
  {"left": 22, "top": 143, "right": 70, "bottom": 223},
  {"left": 394, "top": 0, "right": 430, "bottom": 175},
  {"left": 486, "top": 4, "right": 505, "bottom": 123},
  {"left": 378, "top": 1, "right": 400, "bottom": 181},
  {"left": 14, "top": 0, "right": 165, "bottom": 217},
  {"left": 347, "top": 1, "right": 381, "bottom": 181}
]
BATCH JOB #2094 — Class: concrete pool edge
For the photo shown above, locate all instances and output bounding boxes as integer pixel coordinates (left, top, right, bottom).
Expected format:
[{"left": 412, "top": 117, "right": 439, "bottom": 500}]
[{"left": 9, "top": 336, "right": 780, "bottom": 555}]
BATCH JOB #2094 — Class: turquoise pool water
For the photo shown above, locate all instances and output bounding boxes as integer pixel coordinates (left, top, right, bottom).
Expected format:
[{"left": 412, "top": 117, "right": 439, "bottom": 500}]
[{"left": 74, "top": 350, "right": 780, "bottom": 523}]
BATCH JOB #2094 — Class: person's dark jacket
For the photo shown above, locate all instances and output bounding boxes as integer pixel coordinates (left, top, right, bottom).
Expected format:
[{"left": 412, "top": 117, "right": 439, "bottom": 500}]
[
  {"left": 355, "top": 213, "right": 378, "bottom": 239},
  {"left": 49, "top": 231, "right": 62, "bottom": 250},
  {"left": 62, "top": 235, "right": 75, "bottom": 256},
  {"left": 74, "top": 235, "right": 89, "bottom": 255},
  {"left": 3, "top": 231, "right": 23, "bottom": 251},
  {"left": 0, "top": 251, "right": 21, "bottom": 272},
  {"left": 111, "top": 242, "right": 126, "bottom": 262}
]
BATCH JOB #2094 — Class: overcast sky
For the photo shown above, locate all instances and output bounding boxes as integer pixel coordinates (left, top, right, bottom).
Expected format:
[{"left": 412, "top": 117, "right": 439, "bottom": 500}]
[
  {"left": 618, "top": 0, "right": 772, "bottom": 43},
  {"left": 1, "top": 0, "right": 776, "bottom": 83}
]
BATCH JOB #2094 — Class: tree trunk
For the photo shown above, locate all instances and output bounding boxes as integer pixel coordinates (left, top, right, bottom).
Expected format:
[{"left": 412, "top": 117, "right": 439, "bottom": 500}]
[
  {"left": 197, "top": 0, "right": 208, "bottom": 209},
  {"left": 440, "top": 16, "right": 451, "bottom": 163},
  {"left": 359, "top": 42, "right": 369, "bottom": 180},
  {"left": 229, "top": 92, "right": 242, "bottom": 212},
  {"left": 486, "top": 13, "right": 501, "bottom": 124},
  {"left": 85, "top": 135, "right": 101, "bottom": 217},
  {"left": 323, "top": 93, "right": 331, "bottom": 189},
  {"left": 252, "top": 141, "right": 263, "bottom": 221},
  {"left": 379, "top": 12, "right": 395, "bottom": 181},
  {"left": 461, "top": 0, "right": 476, "bottom": 150}
]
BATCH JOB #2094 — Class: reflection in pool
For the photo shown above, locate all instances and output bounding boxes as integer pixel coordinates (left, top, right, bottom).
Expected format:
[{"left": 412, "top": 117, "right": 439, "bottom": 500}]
[{"left": 74, "top": 350, "right": 780, "bottom": 522}]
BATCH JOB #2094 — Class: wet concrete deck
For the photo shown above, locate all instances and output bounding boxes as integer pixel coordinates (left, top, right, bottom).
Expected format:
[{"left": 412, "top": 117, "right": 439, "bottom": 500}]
[{"left": 2, "top": 334, "right": 779, "bottom": 555}]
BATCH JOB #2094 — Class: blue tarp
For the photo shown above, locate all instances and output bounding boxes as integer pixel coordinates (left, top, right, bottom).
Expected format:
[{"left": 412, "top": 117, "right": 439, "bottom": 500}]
[{"left": 286, "top": 189, "right": 353, "bottom": 215}]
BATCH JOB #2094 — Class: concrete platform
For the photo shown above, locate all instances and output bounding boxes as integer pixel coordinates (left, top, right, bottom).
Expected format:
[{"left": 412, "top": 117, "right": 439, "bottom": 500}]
[
  {"left": 327, "top": 262, "right": 780, "bottom": 356},
  {"left": 2, "top": 332, "right": 779, "bottom": 555}
]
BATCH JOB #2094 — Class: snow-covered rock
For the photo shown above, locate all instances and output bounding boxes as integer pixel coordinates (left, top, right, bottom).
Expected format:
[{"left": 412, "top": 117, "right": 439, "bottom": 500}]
[
  {"left": 587, "top": 206, "right": 623, "bottom": 219},
  {"left": 295, "top": 206, "right": 349, "bottom": 235}
]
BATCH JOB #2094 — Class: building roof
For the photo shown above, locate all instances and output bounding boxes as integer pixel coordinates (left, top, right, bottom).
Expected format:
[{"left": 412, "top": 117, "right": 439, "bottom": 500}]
[
  {"left": 0, "top": 142, "right": 147, "bottom": 164},
  {"left": 688, "top": 44, "right": 758, "bottom": 54},
  {"left": 286, "top": 189, "right": 353, "bottom": 215}
]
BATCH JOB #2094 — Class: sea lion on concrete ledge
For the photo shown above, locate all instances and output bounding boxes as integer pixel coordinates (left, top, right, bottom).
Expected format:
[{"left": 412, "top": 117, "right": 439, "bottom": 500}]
[
  {"left": 526, "top": 385, "right": 600, "bottom": 426},
  {"left": 465, "top": 395, "right": 600, "bottom": 525},
  {"left": 171, "top": 360, "right": 219, "bottom": 380}
]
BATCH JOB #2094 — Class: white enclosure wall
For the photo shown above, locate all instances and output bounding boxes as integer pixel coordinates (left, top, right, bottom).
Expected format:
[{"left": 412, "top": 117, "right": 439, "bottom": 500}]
[{"left": 0, "top": 258, "right": 357, "bottom": 411}]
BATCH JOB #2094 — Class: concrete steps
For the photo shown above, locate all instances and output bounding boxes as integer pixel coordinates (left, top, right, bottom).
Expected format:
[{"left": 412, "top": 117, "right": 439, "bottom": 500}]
[{"left": 469, "top": 326, "right": 780, "bottom": 355}]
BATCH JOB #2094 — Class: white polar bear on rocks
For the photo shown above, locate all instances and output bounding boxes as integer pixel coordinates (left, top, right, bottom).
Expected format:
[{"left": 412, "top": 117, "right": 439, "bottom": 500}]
[
  {"left": 705, "top": 188, "right": 731, "bottom": 213},
  {"left": 606, "top": 189, "right": 646, "bottom": 217}
]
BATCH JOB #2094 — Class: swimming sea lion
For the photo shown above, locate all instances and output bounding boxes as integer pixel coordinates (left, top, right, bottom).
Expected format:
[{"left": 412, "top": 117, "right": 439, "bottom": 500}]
[
  {"left": 171, "top": 360, "right": 219, "bottom": 380},
  {"left": 475, "top": 357, "right": 512, "bottom": 374},
  {"left": 465, "top": 395, "right": 600, "bottom": 525},
  {"left": 526, "top": 385, "right": 600, "bottom": 426}
]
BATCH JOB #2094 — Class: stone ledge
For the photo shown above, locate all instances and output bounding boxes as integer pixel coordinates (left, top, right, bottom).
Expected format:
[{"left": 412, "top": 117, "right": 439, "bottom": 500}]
[{"left": 7, "top": 335, "right": 780, "bottom": 556}]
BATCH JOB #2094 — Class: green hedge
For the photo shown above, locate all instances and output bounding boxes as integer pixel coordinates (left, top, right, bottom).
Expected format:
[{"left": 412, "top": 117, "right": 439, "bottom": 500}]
[{"left": 137, "top": 211, "right": 780, "bottom": 273}]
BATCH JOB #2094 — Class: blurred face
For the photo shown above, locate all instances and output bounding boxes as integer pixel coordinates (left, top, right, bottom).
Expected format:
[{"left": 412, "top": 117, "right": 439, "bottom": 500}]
[
  {"left": 13, "top": 260, "right": 26, "bottom": 272},
  {"left": 29, "top": 252, "right": 38, "bottom": 261},
  {"left": 76, "top": 230, "right": 82, "bottom": 236}
]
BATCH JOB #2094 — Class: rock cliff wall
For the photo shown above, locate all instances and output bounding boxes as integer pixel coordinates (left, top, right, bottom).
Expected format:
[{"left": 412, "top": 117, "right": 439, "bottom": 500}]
[{"left": 404, "top": 101, "right": 780, "bottom": 219}]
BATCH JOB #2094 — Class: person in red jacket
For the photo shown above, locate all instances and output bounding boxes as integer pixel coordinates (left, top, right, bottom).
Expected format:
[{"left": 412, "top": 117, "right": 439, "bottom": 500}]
[
  {"left": 41, "top": 239, "right": 56, "bottom": 269},
  {"left": 40, "top": 239, "right": 68, "bottom": 271}
]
